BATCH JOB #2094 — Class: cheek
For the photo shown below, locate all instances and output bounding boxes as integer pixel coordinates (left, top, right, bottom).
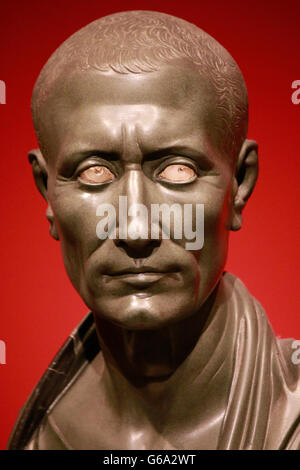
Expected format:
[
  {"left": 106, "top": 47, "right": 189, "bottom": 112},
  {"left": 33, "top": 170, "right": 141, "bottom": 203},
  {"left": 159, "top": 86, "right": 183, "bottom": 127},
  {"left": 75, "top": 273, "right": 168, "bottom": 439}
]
[
  {"left": 205, "top": 187, "right": 232, "bottom": 241},
  {"left": 174, "top": 179, "right": 232, "bottom": 252},
  {"left": 190, "top": 184, "right": 232, "bottom": 305},
  {"left": 50, "top": 187, "right": 102, "bottom": 286}
]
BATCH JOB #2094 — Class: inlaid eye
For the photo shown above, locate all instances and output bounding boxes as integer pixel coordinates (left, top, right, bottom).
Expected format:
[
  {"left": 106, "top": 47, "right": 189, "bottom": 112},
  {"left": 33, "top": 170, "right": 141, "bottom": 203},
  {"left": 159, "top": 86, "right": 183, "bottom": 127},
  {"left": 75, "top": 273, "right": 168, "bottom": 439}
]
[
  {"left": 158, "top": 164, "right": 196, "bottom": 182},
  {"left": 79, "top": 166, "right": 115, "bottom": 184}
]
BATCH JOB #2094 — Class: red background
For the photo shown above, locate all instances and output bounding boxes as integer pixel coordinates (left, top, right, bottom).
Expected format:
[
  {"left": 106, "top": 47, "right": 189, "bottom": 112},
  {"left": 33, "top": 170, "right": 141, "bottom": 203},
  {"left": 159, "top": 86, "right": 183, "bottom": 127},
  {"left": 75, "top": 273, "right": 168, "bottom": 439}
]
[{"left": 0, "top": 0, "right": 299, "bottom": 450}]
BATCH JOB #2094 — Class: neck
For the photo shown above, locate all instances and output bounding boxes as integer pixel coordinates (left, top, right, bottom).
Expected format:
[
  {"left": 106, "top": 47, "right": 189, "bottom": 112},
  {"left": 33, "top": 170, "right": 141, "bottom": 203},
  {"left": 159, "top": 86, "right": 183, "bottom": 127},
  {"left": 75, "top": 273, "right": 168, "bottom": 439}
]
[{"left": 93, "top": 280, "right": 235, "bottom": 430}]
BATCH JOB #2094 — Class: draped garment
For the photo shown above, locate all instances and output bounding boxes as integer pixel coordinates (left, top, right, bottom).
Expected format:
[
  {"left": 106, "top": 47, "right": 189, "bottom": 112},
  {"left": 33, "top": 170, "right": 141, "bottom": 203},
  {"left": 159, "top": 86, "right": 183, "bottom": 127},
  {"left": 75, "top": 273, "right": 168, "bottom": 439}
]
[{"left": 7, "top": 273, "right": 300, "bottom": 450}]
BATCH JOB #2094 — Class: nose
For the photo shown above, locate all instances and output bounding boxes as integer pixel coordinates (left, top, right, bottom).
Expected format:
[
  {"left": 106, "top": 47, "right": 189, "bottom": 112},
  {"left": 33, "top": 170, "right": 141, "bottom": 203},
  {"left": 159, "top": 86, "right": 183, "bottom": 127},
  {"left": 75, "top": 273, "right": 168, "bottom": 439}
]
[
  {"left": 115, "top": 236, "right": 160, "bottom": 259},
  {"left": 114, "top": 167, "right": 161, "bottom": 258}
]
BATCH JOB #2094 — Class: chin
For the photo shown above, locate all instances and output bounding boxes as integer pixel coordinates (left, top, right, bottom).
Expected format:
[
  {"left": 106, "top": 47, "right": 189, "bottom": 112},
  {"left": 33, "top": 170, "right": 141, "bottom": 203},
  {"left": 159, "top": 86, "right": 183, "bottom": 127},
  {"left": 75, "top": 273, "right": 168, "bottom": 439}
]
[{"left": 90, "top": 292, "right": 198, "bottom": 330}]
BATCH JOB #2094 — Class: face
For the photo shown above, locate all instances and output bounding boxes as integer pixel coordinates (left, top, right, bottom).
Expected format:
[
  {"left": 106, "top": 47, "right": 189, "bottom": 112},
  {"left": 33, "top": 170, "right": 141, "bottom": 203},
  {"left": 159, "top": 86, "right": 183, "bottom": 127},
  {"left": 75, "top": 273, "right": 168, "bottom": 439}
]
[{"left": 40, "top": 62, "right": 235, "bottom": 330}]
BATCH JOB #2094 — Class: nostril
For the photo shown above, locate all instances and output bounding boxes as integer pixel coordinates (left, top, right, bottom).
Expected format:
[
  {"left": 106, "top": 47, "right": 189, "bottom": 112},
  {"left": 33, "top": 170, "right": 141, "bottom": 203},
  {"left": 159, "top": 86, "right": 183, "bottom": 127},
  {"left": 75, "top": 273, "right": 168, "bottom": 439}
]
[{"left": 114, "top": 238, "right": 160, "bottom": 258}]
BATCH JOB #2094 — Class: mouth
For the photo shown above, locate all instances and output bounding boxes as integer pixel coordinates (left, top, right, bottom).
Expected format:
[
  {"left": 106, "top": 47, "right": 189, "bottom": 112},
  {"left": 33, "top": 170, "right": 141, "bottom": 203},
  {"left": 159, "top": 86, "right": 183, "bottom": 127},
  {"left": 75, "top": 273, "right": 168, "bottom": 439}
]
[
  {"left": 107, "top": 266, "right": 173, "bottom": 275},
  {"left": 103, "top": 267, "right": 179, "bottom": 287},
  {"left": 111, "top": 272, "right": 166, "bottom": 285}
]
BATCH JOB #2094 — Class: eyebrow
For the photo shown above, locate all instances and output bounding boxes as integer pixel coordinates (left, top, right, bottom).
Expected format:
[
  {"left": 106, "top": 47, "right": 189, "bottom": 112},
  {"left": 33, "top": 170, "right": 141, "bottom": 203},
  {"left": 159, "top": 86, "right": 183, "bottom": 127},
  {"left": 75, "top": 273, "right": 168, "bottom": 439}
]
[
  {"left": 56, "top": 144, "right": 214, "bottom": 174},
  {"left": 56, "top": 149, "right": 119, "bottom": 174},
  {"left": 143, "top": 145, "right": 214, "bottom": 169}
]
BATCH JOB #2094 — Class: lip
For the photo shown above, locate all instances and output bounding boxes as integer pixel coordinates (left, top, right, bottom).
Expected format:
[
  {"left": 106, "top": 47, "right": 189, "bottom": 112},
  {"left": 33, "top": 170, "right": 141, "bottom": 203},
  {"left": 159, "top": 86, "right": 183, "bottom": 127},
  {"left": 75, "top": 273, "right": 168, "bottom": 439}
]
[
  {"left": 108, "top": 272, "right": 167, "bottom": 287},
  {"left": 107, "top": 267, "right": 172, "bottom": 276}
]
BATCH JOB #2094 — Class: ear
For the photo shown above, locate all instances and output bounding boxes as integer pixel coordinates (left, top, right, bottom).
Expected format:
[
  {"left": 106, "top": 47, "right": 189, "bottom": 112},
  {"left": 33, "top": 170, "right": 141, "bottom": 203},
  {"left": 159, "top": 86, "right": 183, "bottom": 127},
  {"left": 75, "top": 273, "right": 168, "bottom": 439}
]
[
  {"left": 231, "top": 139, "right": 259, "bottom": 231},
  {"left": 28, "top": 148, "right": 59, "bottom": 241}
]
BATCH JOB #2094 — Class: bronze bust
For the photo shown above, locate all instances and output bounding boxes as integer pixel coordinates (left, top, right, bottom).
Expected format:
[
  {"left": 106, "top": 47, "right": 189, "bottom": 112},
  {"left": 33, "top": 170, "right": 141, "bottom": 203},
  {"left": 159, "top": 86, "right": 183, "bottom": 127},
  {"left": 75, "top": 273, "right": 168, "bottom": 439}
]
[{"left": 8, "top": 10, "right": 300, "bottom": 450}]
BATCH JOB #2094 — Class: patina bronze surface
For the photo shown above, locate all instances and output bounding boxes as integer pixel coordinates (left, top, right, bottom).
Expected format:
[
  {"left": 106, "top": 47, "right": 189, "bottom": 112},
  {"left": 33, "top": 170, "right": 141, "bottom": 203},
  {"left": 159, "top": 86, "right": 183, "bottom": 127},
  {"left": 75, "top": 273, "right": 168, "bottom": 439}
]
[{"left": 8, "top": 10, "right": 300, "bottom": 450}]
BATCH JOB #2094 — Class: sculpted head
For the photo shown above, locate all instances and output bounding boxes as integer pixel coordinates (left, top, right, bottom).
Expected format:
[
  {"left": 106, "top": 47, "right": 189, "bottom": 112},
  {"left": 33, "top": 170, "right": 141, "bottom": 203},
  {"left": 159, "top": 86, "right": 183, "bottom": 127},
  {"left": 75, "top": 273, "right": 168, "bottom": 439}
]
[{"left": 30, "top": 11, "right": 258, "bottom": 331}]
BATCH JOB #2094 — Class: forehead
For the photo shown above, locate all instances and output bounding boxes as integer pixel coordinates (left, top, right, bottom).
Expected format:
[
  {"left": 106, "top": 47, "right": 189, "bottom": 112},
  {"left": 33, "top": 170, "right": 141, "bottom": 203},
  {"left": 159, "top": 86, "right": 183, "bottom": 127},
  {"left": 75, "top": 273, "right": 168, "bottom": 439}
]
[{"left": 39, "top": 62, "right": 221, "bottom": 162}]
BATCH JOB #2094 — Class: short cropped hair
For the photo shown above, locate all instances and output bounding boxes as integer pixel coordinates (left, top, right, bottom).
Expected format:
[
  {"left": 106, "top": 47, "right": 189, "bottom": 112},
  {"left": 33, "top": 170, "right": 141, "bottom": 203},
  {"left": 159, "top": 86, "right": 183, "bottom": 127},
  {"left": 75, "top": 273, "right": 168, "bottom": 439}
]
[{"left": 32, "top": 10, "right": 248, "bottom": 159}]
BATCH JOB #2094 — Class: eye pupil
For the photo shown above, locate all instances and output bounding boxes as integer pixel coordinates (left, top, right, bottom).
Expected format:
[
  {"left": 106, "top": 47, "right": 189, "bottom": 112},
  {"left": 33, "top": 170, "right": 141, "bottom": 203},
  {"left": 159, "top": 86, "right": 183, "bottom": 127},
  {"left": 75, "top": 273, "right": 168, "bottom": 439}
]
[
  {"left": 79, "top": 165, "right": 115, "bottom": 184},
  {"left": 158, "top": 164, "right": 195, "bottom": 182}
]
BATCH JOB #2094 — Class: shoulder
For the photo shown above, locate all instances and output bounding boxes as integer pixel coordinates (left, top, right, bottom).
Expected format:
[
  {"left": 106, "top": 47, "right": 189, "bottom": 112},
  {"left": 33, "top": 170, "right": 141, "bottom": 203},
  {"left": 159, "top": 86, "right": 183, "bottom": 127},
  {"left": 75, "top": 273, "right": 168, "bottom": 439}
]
[
  {"left": 7, "top": 312, "right": 100, "bottom": 450},
  {"left": 27, "top": 351, "right": 107, "bottom": 450}
]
